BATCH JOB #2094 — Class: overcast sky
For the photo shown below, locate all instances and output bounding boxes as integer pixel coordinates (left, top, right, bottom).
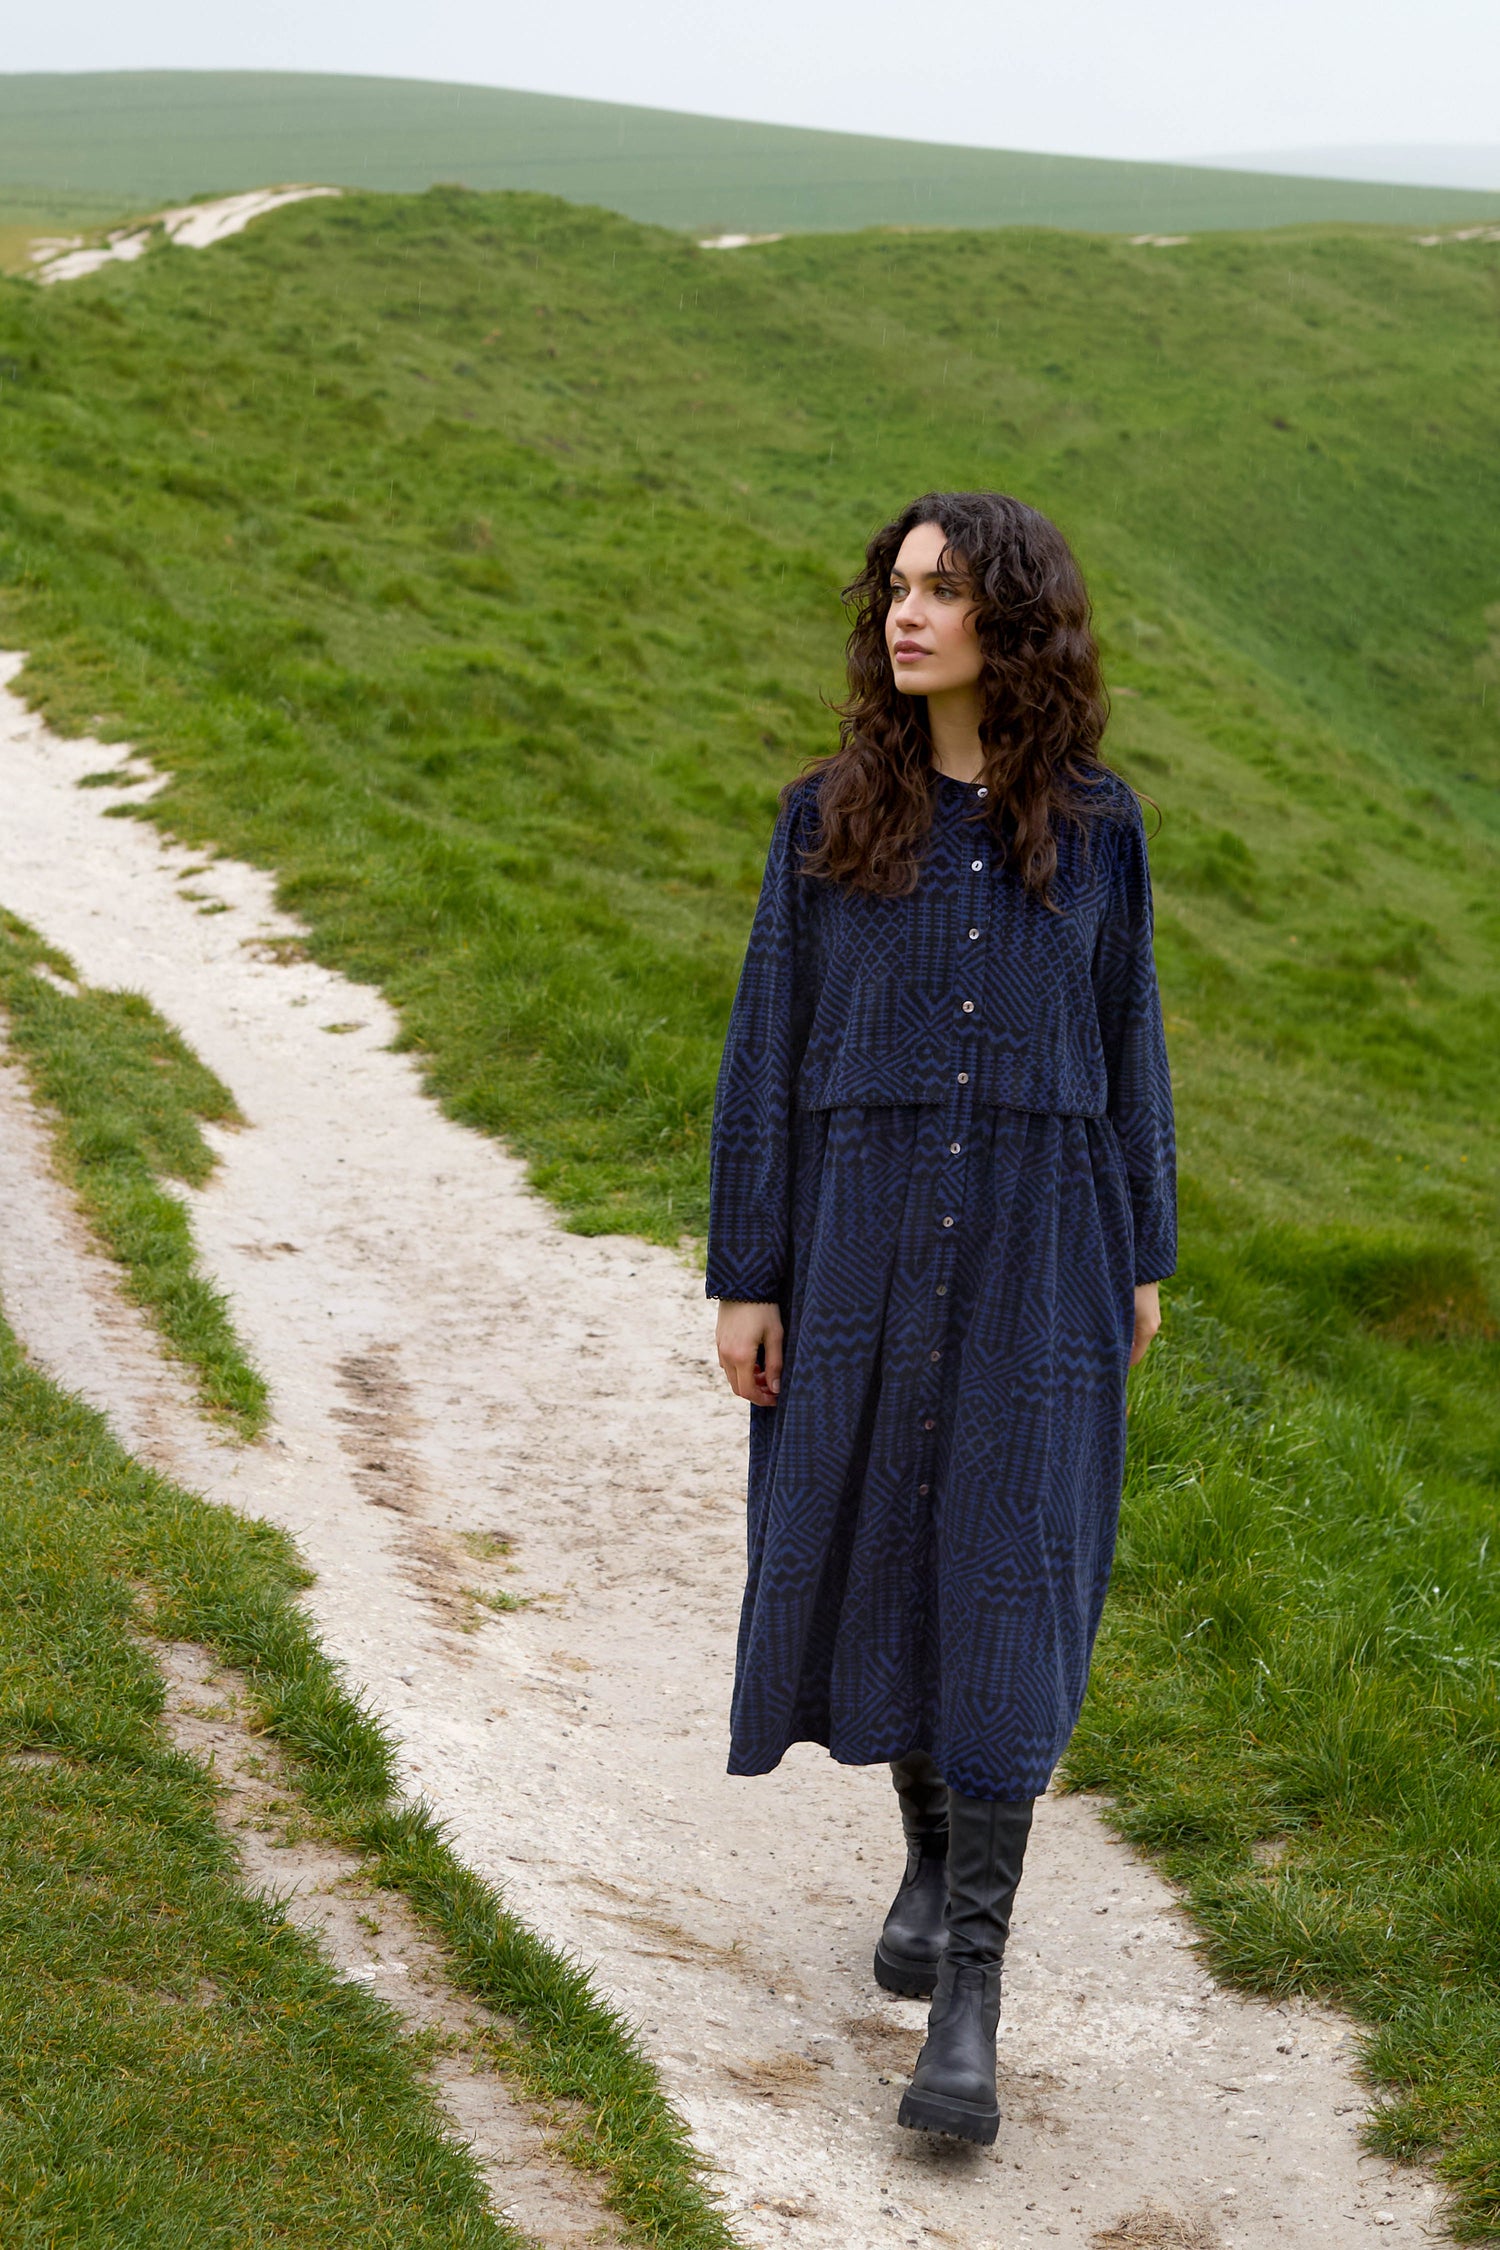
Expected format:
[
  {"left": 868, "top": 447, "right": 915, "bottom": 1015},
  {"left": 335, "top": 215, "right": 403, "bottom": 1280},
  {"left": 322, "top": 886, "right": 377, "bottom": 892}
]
[{"left": 7, "top": 0, "right": 1498, "bottom": 167}]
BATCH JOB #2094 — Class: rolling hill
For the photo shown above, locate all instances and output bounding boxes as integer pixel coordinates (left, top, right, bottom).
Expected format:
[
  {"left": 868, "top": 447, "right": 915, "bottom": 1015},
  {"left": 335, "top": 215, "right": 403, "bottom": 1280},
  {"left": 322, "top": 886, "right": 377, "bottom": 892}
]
[
  {"left": 3, "top": 70, "right": 1500, "bottom": 246},
  {"left": 0, "top": 189, "right": 1495, "bottom": 1244}
]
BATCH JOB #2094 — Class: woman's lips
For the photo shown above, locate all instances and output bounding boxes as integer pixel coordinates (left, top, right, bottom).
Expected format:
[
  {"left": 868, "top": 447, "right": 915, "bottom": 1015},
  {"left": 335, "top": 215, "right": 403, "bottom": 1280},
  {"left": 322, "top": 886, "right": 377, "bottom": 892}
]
[{"left": 892, "top": 643, "right": 930, "bottom": 660}]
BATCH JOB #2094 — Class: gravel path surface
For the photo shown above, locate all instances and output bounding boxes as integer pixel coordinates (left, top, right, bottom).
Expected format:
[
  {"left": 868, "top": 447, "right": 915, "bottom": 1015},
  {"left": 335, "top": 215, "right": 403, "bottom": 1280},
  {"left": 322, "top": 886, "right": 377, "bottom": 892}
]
[{"left": 0, "top": 655, "right": 1443, "bottom": 2250}]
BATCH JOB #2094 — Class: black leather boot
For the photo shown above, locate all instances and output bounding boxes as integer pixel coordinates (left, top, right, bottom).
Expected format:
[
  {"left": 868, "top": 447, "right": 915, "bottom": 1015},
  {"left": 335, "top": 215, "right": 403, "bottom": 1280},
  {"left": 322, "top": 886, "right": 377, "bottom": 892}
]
[
  {"left": 874, "top": 1750, "right": 949, "bottom": 1997},
  {"left": 898, "top": 1790, "right": 1033, "bottom": 2145}
]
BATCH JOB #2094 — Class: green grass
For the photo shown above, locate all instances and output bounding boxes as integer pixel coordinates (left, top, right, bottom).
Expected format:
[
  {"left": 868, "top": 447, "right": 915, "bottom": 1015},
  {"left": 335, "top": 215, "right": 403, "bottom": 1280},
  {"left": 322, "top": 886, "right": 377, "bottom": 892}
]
[
  {"left": 1077, "top": 1264, "right": 1500, "bottom": 2237},
  {"left": 0, "top": 909, "right": 268, "bottom": 1435},
  {"left": 1, "top": 187, "right": 1499, "bottom": 2219},
  {"left": 0, "top": 1305, "right": 735, "bottom": 2248},
  {"left": 3, "top": 70, "right": 1500, "bottom": 242}
]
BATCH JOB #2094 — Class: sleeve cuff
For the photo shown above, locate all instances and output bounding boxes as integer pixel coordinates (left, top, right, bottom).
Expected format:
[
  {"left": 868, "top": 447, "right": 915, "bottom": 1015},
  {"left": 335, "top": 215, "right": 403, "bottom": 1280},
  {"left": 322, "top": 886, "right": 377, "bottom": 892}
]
[
  {"left": 705, "top": 1268, "right": 784, "bottom": 1304},
  {"left": 1130, "top": 1199, "right": 1177, "bottom": 1286}
]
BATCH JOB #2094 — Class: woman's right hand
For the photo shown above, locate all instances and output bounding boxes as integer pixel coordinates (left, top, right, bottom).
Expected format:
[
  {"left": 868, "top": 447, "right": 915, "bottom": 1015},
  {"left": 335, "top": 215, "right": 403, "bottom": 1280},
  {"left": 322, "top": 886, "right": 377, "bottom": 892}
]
[{"left": 716, "top": 1301, "right": 784, "bottom": 1407}]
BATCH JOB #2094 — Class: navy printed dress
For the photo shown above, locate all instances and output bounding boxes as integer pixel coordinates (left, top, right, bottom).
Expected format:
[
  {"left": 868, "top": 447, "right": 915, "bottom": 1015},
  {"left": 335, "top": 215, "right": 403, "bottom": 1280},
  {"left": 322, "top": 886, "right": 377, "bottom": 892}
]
[{"left": 706, "top": 769, "right": 1176, "bottom": 1802}]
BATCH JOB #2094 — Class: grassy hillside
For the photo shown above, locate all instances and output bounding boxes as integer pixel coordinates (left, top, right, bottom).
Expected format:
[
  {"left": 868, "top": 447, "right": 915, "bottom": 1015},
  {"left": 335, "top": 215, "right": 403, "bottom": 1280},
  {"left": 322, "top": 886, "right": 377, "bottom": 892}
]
[
  {"left": 4, "top": 71, "right": 1500, "bottom": 244},
  {"left": 2, "top": 190, "right": 1499, "bottom": 2221},
  {"left": 1, "top": 191, "right": 1494, "bottom": 1252}
]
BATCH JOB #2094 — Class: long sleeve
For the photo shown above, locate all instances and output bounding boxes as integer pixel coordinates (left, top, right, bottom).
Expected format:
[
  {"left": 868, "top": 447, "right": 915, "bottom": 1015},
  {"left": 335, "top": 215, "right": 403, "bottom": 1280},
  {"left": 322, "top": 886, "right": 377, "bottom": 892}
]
[
  {"left": 706, "top": 798, "right": 814, "bottom": 1303},
  {"left": 1092, "top": 806, "right": 1177, "bottom": 1285}
]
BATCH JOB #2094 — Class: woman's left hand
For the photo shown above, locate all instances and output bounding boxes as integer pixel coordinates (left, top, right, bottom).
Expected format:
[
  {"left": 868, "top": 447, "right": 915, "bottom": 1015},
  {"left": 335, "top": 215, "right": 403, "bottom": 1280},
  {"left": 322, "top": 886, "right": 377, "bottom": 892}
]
[{"left": 1129, "top": 1283, "right": 1161, "bottom": 1368}]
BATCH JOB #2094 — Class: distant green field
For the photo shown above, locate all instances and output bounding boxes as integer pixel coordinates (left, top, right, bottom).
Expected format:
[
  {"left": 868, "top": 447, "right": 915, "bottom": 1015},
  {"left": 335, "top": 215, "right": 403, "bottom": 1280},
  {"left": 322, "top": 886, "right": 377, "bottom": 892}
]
[
  {"left": 1, "top": 190, "right": 1499, "bottom": 2224},
  {"left": 4, "top": 71, "right": 1500, "bottom": 241}
]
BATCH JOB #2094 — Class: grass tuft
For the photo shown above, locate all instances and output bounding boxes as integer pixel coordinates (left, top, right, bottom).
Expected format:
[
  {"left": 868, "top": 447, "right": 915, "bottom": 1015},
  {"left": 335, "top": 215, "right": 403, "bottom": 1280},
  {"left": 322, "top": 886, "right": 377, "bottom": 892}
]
[
  {"left": 1236, "top": 1227, "right": 1497, "bottom": 1343},
  {"left": 0, "top": 908, "right": 268, "bottom": 1435}
]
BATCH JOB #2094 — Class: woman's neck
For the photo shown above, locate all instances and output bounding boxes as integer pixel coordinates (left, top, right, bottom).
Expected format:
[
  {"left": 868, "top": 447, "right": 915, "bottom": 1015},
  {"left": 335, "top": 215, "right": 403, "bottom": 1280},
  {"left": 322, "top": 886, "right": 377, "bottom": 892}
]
[{"left": 925, "top": 686, "right": 985, "bottom": 784}]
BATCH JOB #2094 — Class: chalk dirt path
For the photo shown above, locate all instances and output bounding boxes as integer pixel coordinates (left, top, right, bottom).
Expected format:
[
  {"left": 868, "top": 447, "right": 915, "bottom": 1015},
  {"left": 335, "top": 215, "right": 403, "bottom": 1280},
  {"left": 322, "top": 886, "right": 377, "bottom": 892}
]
[
  {"left": 151, "top": 1637, "right": 623, "bottom": 2247},
  {"left": 0, "top": 658, "right": 1441, "bottom": 2250}
]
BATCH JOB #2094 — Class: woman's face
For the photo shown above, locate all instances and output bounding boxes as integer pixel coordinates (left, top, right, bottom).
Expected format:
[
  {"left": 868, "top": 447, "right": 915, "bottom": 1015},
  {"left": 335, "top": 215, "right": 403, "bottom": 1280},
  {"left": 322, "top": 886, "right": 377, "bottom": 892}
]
[{"left": 885, "top": 522, "right": 982, "bottom": 700}]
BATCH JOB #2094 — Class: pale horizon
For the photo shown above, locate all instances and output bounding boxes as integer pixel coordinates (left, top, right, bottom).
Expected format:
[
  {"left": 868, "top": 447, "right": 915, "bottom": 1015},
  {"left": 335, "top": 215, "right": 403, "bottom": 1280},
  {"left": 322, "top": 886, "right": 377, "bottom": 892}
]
[
  {"left": 3, "top": 0, "right": 1497, "bottom": 171},
  {"left": 8, "top": 66, "right": 1500, "bottom": 194}
]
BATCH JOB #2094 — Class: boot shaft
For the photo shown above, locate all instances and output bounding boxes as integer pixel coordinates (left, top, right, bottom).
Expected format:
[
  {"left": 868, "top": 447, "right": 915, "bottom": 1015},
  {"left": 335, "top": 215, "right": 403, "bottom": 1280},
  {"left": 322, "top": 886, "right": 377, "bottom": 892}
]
[
  {"left": 889, "top": 1749, "right": 949, "bottom": 1843},
  {"left": 943, "top": 1790, "right": 1034, "bottom": 1969}
]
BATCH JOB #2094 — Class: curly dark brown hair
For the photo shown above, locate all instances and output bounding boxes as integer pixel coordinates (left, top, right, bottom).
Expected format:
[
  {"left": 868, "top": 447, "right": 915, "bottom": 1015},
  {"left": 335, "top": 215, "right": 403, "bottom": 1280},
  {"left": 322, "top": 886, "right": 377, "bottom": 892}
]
[{"left": 791, "top": 491, "right": 1115, "bottom": 901}]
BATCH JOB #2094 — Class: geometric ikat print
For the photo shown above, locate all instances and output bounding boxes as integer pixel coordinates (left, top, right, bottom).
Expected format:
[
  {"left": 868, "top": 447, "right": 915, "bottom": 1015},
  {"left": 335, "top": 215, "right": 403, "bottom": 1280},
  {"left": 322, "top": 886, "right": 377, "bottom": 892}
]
[{"left": 707, "top": 771, "right": 1177, "bottom": 1800}]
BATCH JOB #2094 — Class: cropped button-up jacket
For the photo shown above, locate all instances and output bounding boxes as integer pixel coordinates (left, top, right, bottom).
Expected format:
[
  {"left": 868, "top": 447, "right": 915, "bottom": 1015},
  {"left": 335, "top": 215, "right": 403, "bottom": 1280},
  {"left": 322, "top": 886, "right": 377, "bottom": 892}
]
[{"left": 707, "top": 769, "right": 1177, "bottom": 1303}]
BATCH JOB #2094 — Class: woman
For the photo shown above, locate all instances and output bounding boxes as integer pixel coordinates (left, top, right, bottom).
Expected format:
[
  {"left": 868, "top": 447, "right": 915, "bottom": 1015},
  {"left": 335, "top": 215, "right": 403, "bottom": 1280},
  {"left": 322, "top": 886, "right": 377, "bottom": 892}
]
[{"left": 707, "top": 490, "right": 1175, "bottom": 2145}]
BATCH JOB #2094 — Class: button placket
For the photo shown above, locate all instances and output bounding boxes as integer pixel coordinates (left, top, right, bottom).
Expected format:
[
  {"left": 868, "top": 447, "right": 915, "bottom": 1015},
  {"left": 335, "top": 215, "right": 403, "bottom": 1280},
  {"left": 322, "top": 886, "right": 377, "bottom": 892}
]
[
  {"left": 919, "top": 796, "right": 987, "bottom": 1518},
  {"left": 925, "top": 1053, "right": 978, "bottom": 1511}
]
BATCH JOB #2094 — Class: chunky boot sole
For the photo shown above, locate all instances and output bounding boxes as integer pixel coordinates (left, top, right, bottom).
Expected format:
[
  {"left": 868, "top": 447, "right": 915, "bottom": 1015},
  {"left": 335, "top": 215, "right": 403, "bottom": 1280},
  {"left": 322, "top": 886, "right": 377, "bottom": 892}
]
[
  {"left": 873, "top": 1938, "right": 941, "bottom": 1998},
  {"left": 897, "top": 2081, "right": 1000, "bottom": 2144}
]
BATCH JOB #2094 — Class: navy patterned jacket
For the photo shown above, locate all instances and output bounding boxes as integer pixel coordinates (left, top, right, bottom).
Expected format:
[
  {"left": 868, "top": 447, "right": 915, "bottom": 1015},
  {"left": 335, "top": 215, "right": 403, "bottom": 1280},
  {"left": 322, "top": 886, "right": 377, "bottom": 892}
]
[{"left": 707, "top": 770, "right": 1177, "bottom": 1303}]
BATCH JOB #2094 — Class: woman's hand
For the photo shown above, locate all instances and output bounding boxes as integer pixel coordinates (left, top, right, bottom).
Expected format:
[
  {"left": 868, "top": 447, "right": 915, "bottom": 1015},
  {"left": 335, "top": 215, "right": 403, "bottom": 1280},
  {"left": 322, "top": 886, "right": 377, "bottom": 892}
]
[
  {"left": 1129, "top": 1282, "right": 1162, "bottom": 1368},
  {"left": 716, "top": 1300, "right": 784, "bottom": 1407}
]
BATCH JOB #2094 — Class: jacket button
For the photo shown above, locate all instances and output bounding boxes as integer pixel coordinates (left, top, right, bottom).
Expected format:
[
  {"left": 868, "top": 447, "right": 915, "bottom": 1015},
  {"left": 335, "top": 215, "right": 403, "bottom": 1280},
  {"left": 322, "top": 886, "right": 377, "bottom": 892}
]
[
  {"left": 957, "top": 1072, "right": 969, "bottom": 1085},
  {"left": 930, "top": 1348, "right": 942, "bottom": 1361},
  {"left": 923, "top": 1417, "right": 936, "bottom": 1430},
  {"left": 961, "top": 1000, "right": 975, "bottom": 1014},
  {"left": 971, "top": 859, "right": 983, "bottom": 871},
  {"left": 950, "top": 1142, "right": 962, "bottom": 1154},
  {"left": 968, "top": 928, "right": 980, "bottom": 940},
  {"left": 942, "top": 1215, "right": 955, "bottom": 1228},
  {"left": 918, "top": 1482, "right": 930, "bottom": 1496}
]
